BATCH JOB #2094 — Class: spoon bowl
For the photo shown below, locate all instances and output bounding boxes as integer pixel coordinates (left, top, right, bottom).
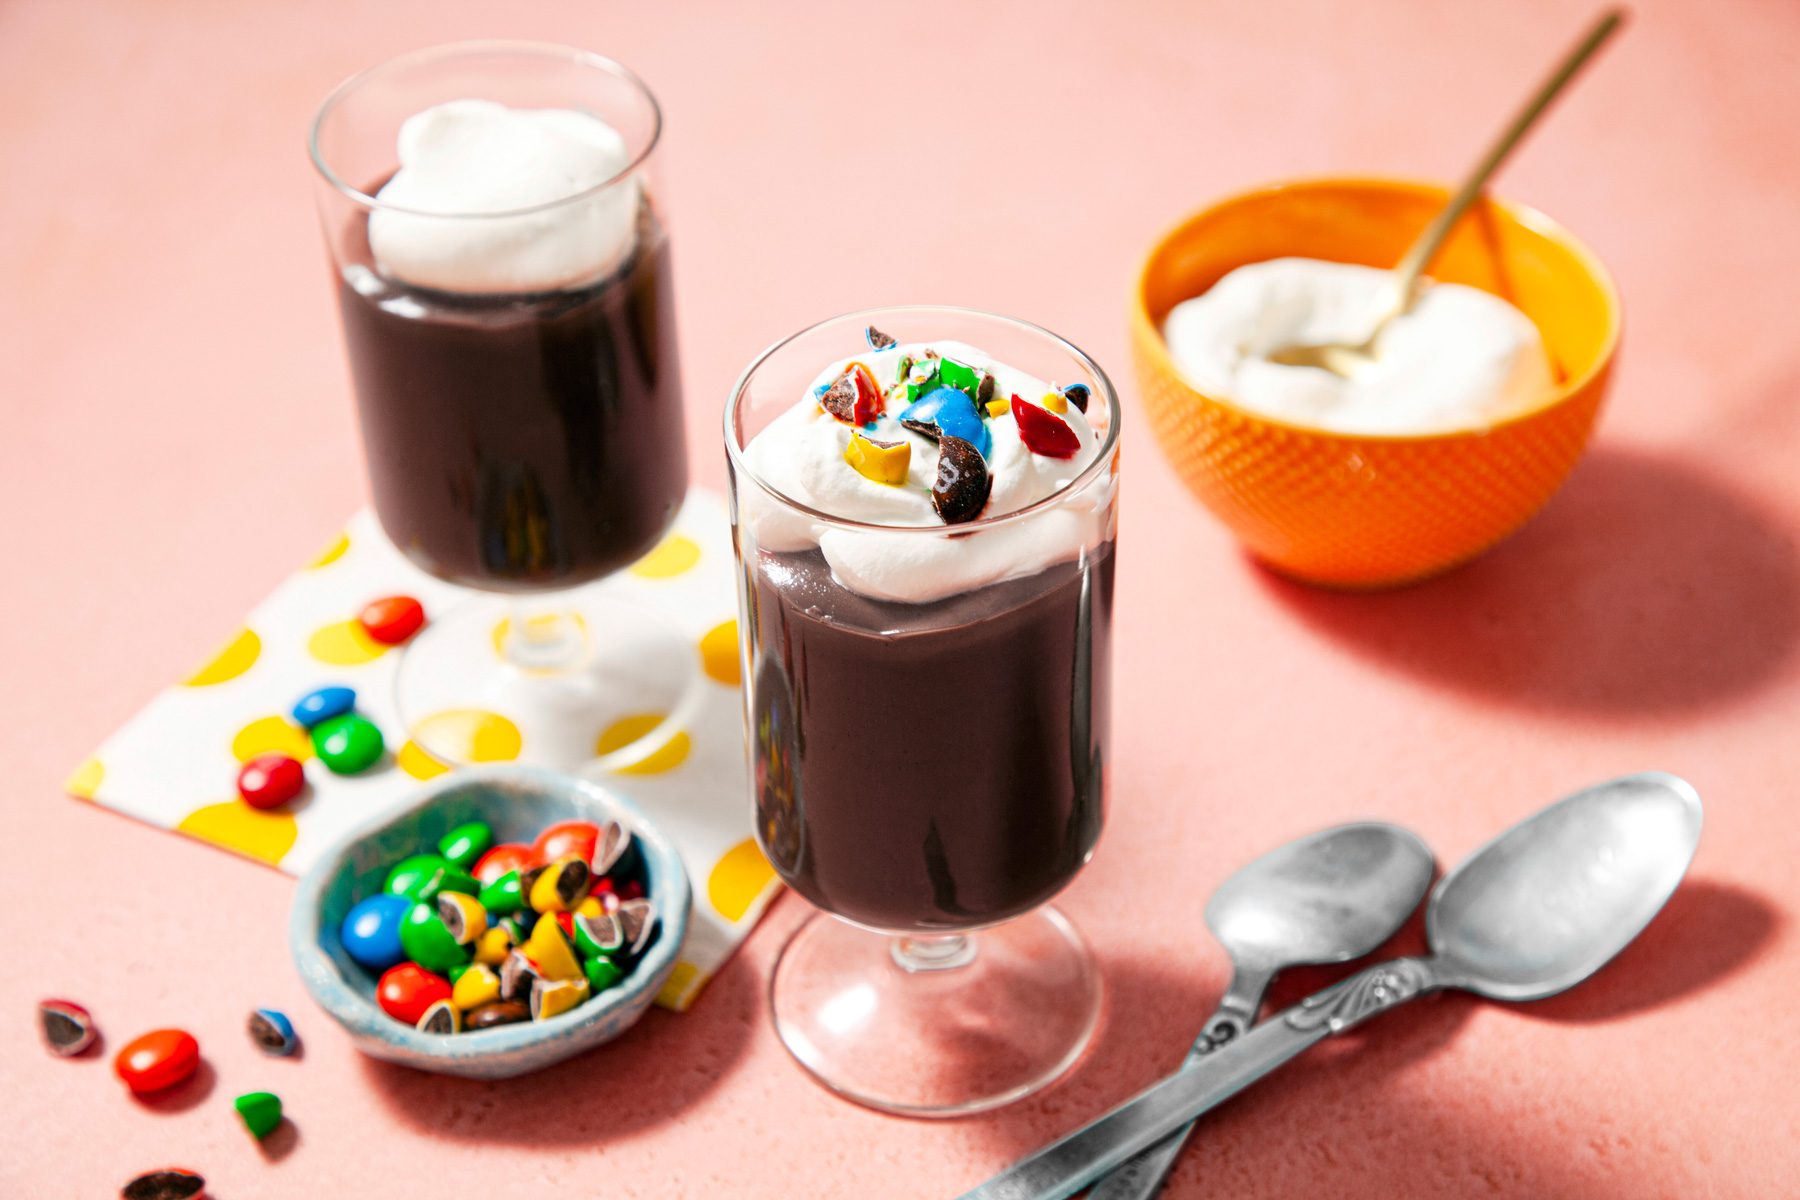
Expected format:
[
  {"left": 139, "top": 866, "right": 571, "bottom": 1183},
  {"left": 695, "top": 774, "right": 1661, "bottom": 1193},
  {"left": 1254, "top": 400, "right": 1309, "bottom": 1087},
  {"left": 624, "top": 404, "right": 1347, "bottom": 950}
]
[{"left": 1431, "top": 771, "right": 1704, "bottom": 1000}]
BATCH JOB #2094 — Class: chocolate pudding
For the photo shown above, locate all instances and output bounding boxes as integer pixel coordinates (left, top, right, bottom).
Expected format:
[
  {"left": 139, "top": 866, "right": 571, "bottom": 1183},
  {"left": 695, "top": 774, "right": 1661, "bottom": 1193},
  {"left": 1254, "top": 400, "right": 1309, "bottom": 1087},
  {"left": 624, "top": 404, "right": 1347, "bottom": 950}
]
[
  {"left": 333, "top": 205, "right": 687, "bottom": 591},
  {"left": 748, "top": 545, "right": 1114, "bottom": 932}
]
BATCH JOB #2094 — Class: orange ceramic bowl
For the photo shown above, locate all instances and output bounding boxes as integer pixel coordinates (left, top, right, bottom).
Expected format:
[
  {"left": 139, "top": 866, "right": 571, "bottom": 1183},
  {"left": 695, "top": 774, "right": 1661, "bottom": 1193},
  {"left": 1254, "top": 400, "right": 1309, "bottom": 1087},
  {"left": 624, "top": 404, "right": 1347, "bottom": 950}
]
[{"left": 1133, "top": 177, "right": 1620, "bottom": 588}]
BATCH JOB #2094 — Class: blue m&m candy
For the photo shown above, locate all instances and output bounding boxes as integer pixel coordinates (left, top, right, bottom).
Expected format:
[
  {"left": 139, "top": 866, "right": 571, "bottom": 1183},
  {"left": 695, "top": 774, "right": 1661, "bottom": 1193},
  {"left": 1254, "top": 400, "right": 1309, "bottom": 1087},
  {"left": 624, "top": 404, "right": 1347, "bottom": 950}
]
[
  {"left": 899, "top": 387, "right": 991, "bottom": 459},
  {"left": 340, "top": 893, "right": 410, "bottom": 971},
  {"left": 292, "top": 685, "right": 356, "bottom": 729}
]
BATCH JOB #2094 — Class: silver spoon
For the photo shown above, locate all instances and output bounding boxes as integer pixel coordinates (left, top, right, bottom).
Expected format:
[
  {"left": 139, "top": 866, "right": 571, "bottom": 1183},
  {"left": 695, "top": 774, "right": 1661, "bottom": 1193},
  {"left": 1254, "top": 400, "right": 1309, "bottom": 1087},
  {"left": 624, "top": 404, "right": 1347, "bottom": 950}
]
[
  {"left": 1266, "top": 9, "right": 1623, "bottom": 377},
  {"left": 1088, "top": 823, "right": 1433, "bottom": 1200},
  {"left": 959, "top": 771, "right": 1703, "bottom": 1200}
]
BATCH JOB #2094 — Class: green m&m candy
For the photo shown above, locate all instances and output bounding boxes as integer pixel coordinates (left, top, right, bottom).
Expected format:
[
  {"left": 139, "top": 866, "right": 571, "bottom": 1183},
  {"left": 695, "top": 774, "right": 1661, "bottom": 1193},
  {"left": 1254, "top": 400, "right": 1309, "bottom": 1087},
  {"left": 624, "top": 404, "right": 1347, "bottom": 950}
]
[
  {"left": 399, "top": 902, "right": 472, "bottom": 974},
  {"left": 438, "top": 822, "right": 493, "bottom": 871},
  {"left": 384, "top": 854, "right": 476, "bottom": 904},
  {"left": 582, "top": 955, "right": 622, "bottom": 994},
  {"left": 312, "top": 713, "right": 384, "bottom": 775},
  {"left": 234, "top": 1091, "right": 283, "bottom": 1140},
  {"left": 935, "top": 356, "right": 980, "bottom": 398},
  {"left": 479, "top": 870, "right": 528, "bottom": 915}
]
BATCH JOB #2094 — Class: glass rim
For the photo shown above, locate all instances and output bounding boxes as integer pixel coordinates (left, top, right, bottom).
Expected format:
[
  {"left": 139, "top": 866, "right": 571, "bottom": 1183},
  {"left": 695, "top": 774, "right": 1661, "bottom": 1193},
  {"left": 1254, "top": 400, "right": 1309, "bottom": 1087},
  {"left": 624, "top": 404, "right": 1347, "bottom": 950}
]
[
  {"left": 723, "top": 304, "right": 1122, "bottom": 537},
  {"left": 307, "top": 39, "right": 663, "bottom": 221}
]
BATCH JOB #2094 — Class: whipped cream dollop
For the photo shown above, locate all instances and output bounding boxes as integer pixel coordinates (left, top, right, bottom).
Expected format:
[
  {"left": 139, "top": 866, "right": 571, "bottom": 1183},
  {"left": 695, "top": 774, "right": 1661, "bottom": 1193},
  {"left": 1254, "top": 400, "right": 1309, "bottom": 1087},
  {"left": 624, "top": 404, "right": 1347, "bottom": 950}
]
[
  {"left": 368, "top": 99, "right": 639, "bottom": 294},
  {"left": 1163, "top": 258, "right": 1554, "bottom": 435},
  {"left": 741, "top": 340, "right": 1111, "bottom": 605}
]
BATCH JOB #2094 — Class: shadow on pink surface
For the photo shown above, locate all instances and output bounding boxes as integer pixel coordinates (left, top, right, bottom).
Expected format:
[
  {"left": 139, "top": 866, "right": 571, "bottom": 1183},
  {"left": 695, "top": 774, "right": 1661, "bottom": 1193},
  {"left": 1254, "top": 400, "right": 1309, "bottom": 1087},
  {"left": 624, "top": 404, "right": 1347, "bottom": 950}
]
[
  {"left": 354, "top": 950, "right": 759, "bottom": 1143},
  {"left": 130, "top": 1058, "right": 217, "bottom": 1115},
  {"left": 1256, "top": 447, "right": 1800, "bottom": 715}
]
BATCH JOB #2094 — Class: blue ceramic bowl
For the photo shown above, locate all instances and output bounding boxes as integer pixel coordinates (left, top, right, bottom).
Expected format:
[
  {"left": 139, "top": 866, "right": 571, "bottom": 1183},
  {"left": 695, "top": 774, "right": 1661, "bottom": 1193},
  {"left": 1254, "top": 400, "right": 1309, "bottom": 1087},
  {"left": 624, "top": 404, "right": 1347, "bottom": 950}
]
[{"left": 289, "top": 766, "right": 691, "bottom": 1079}]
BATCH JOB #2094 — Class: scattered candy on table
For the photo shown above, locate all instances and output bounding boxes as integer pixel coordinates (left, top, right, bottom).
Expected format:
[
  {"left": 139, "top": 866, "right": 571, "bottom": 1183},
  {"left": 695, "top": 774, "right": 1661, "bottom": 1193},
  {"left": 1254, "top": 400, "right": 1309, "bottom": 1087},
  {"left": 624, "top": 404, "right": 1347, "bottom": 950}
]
[
  {"left": 356, "top": 594, "right": 425, "bottom": 645},
  {"left": 39, "top": 998, "right": 97, "bottom": 1056},
  {"left": 114, "top": 1028, "right": 200, "bottom": 1095},
  {"left": 122, "top": 1168, "right": 205, "bottom": 1200},
  {"left": 236, "top": 752, "right": 305, "bottom": 810},
  {"left": 290, "top": 685, "right": 356, "bottom": 730},
  {"left": 345, "top": 817, "right": 657, "bottom": 1036},
  {"left": 312, "top": 712, "right": 384, "bottom": 774},
  {"left": 247, "top": 1008, "right": 298, "bottom": 1056},
  {"left": 233, "top": 1091, "right": 283, "bottom": 1140},
  {"left": 340, "top": 893, "right": 411, "bottom": 971}
]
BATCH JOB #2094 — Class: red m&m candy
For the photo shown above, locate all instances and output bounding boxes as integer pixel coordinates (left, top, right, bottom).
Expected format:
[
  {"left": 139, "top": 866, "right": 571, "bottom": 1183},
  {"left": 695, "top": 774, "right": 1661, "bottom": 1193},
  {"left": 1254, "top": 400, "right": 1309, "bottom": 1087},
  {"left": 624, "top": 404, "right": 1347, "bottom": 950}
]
[
  {"left": 237, "top": 753, "right": 305, "bottom": 810},
  {"left": 377, "top": 963, "right": 451, "bottom": 1025},
  {"left": 115, "top": 1029, "right": 200, "bottom": 1095},
  {"left": 358, "top": 595, "right": 425, "bottom": 645},
  {"left": 532, "top": 820, "right": 600, "bottom": 865},
  {"left": 472, "top": 842, "right": 537, "bottom": 886}
]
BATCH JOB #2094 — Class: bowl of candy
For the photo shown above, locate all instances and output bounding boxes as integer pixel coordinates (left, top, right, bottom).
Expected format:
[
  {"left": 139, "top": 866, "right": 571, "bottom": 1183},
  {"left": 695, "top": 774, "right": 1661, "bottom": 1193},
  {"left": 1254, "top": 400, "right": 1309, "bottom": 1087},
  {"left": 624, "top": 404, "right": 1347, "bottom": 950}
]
[
  {"left": 290, "top": 765, "right": 691, "bottom": 1079},
  {"left": 1132, "top": 176, "right": 1621, "bottom": 588}
]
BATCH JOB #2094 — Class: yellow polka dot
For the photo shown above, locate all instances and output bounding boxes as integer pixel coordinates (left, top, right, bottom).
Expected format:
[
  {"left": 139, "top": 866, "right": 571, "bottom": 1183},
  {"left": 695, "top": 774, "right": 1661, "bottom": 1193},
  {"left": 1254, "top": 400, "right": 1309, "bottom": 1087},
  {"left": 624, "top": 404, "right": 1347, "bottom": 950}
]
[
  {"left": 490, "top": 613, "right": 589, "bottom": 665},
  {"left": 655, "top": 961, "right": 703, "bottom": 1012},
  {"left": 66, "top": 758, "right": 104, "bottom": 800},
  {"left": 232, "top": 715, "right": 314, "bottom": 764},
  {"left": 177, "top": 802, "right": 297, "bottom": 867},
  {"left": 699, "top": 619, "right": 741, "bottom": 686},
  {"left": 184, "top": 628, "right": 261, "bottom": 686},
  {"left": 308, "top": 531, "right": 350, "bottom": 568},
  {"left": 708, "top": 837, "right": 778, "bottom": 922},
  {"left": 308, "top": 619, "right": 390, "bottom": 665},
  {"left": 629, "top": 534, "right": 700, "bottom": 579},
  {"left": 595, "top": 714, "right": 692, "bottom": 775},
  {"left": 397, "top": 740, "right": 451, "bottom": 781},
  {"left": 410, "top": 709, "right": 523, "bottom": 769}
]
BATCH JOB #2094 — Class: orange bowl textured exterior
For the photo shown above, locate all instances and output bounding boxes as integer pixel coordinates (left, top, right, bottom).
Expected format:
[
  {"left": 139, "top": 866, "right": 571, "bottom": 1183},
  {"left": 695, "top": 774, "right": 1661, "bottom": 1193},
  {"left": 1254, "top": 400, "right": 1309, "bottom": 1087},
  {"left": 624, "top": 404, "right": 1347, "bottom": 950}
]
[{"left": 1132, "top": 178, "right": 1621, "bottom": 588}]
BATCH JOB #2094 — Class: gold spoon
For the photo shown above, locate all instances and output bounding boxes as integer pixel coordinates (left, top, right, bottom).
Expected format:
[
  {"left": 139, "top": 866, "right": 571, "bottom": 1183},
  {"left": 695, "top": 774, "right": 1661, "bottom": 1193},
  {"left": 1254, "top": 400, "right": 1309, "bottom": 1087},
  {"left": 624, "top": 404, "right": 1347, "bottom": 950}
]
[{"left": 1267, "top": 9, "right": 1624, "bottom": 378}]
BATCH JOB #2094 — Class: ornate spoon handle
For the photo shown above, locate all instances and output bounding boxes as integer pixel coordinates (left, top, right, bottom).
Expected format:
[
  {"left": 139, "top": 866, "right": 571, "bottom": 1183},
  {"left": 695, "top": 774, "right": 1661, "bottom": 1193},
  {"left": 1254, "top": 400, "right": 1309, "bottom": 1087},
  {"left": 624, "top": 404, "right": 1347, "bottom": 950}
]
[{"left": 954, "top": 958, "right": 1442, "bottom": 1200}]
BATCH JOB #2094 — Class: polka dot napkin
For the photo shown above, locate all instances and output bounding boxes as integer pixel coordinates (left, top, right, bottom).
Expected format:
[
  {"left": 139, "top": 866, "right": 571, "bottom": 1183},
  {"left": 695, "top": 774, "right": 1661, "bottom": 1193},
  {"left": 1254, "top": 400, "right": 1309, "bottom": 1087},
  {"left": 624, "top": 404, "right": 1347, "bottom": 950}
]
[{"left": 67, "top": 490, "right": 777, "bottom": 1012}]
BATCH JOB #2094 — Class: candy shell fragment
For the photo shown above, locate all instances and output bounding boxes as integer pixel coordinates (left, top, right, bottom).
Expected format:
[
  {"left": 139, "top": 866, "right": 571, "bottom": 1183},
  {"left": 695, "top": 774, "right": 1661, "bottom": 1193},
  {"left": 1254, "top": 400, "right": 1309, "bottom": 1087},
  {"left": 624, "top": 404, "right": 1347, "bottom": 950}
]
[
  {"left": 39, "top": 999, "right": 96, "bottom": 1056},
  {"left": 1060, "top": 382, "right": 1091, "bottom": 412},
  {"left": 478, "top": 869, "right": 528, "bottom": 915},
  {"left": 583, "top": 955, "right": 623, "bottom": 993},
  {"left": 530, "top": 976, "right": 590, "bottom": 1021},
  {"left": 247, "top": 1008, "right": 298, "bottom": 1056},
  {"left": 452, "top": 963, "right": 502, "bottom": 1011},
  {"left": 615, "top": 897, "right": 658, "bottom": 957},
  {"left": 590, "top": 821, "right": 631, "bottom": 876},
  {"left": 312, "top": 712, "right": 384, "bottom": 775},
  {"left": 472, "top": 925, "right": 513, "bottom": 966},
  {"left": 523, "top": 912, "right": 584, "bottom": 982},
  {"left": 819, "top": 362, "right": 885, "bottom": 425},
  {"left": 437, "top": 821, "right": 493, "bottom": 871},
  {"left": 1011, "top": 394, "right": 1082, "bottom": 459},
  {"left": 234, "top": 1091, "right": 283, "bottom": 1140},
  {"left": 376, "top": 963, "right": 451, "bottom": 1025},
  {"left": 931, "top": 434, "right": 992, "bottom": 525},
  {"left": 436, "top": 891, "right": 488, "bottom": 945},
  {"left": 236, "top": 753, "right": 305, "bottom": 810},
  {"left": 472, "top": 842, "right": 535, "bottom": 886},
  {"left": 573, "top": 910, "right": 624, "bottom": 958},
  {"left": 986, "top": 396, "right": 1012, "bottom": 418},
  {"left": 416, "top": 999, "right": 461, "bottom": 1035},
  {"left": 935, "top": 356, "right": 981, "bottom": 398},
  {"left": 122, "top": 1169, "right": 205, "bottom": 1200},
  {"left": 1041, "top": 389, "right": 1068, "bottom": 414},
  {"left": 865, "top": 325, "right": 896, "bottom": 350},
  {"left": 528, "top": 856, "right": 592, "bottom": 914},
  {"left": 290, "top": 685, "right": 355, "bottom": 729},
  {"left": 340, "top": 893, "right": 410, "bottom": 971},
  {"left": 357, "top": 595, "right": 425, "bottom": 645},
  {"left": 115, "top": 1029, "right": 200, "bottom": 1095},
  {"left": 843, "top": 431, "right": 911, "bottom": 485},
  {"left": 465, "top": 1000, "right": 530, "bottom": 1030},
  {"left": 498, "top": 950, "right": 540, "bottom": 1001},
  {"left": 900, "top": 387, "right": 992, "bottom": 458}
]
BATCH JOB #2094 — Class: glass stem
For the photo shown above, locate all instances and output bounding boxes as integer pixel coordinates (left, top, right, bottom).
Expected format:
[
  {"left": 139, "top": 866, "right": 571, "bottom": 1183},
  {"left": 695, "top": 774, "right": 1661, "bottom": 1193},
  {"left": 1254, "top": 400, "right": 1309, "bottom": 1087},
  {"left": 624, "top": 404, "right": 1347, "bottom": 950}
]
[
  {"left": 503, "top": 597, "right": 585, "bottom": 672},
  {"left": 891, "top": 932, "right": 977, "bottom": 973}
]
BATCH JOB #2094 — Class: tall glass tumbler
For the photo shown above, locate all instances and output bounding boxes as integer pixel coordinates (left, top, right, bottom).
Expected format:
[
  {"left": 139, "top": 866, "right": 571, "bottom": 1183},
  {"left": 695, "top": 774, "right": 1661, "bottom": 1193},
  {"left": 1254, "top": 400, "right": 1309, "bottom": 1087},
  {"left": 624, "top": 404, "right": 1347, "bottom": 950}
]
[
  {"left": 725, "top": 307, "right": 1120, "bottom": 1115},
  {"left": 310, "top": 42, "right": 696, "bottom": 771}
]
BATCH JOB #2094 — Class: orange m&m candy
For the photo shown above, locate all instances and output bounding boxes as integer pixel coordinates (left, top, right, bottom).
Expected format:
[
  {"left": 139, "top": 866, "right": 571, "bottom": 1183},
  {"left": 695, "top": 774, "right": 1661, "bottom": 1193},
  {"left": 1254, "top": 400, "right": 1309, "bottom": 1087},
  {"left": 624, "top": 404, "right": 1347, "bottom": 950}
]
[
  {"left": 357, "top": 595, "right": 425, "bottom": 645},
  {"left": 115, "top": 1029, "right": 200, "bottom": 1095}
]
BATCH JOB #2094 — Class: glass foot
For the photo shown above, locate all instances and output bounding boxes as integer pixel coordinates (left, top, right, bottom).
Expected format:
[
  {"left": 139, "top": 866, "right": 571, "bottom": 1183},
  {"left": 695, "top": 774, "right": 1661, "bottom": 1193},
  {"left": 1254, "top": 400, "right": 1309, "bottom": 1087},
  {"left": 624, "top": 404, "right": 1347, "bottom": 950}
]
[
  {"left": 394, "top": 589, "right": 703, "bottom": 772},
  {"left": 769, "top": 907, "right": 1102, "bottom": 1117}
]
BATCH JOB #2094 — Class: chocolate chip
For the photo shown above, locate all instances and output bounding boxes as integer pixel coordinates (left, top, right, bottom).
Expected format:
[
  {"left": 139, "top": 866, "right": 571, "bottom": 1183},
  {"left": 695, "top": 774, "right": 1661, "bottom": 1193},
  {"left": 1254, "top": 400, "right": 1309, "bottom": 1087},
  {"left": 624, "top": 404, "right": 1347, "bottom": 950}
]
[
  {"left": 977, "top": 372, "right": 996, "bottom": 406},
  {"left": 865, "top": 325, "right": 896, "bottom": 350},
  {"left": 932, "top": 435, "right": 992, "bottom": 524},
  {"left": 465, "top": 1001, "right": 530, "bottom": 1030},
  {"left": 900, "top": 417, "right": 942, "bottom": 441}
]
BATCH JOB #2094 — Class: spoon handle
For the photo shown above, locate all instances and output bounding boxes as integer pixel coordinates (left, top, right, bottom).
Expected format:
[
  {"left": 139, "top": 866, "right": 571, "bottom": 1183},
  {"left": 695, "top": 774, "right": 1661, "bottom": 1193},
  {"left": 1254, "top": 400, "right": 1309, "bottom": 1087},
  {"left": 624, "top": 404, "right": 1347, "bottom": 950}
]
[
  {"left": 953, "top": 958, "right": 1442, "bottom": 1200},
  {"left": 1085, "top": 965, "right": 1275, "bottom": 1200},
  {"left": 1391, "top": 8, "right": 1624, "bottom": 302}
]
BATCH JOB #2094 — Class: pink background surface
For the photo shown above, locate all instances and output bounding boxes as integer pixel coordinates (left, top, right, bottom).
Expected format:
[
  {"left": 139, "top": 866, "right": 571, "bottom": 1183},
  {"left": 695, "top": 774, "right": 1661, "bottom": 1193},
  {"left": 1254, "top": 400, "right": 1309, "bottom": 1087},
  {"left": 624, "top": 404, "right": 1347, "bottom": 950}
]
[{"left": 5, "top": 1, "right": 1798, "bottom": 1195}]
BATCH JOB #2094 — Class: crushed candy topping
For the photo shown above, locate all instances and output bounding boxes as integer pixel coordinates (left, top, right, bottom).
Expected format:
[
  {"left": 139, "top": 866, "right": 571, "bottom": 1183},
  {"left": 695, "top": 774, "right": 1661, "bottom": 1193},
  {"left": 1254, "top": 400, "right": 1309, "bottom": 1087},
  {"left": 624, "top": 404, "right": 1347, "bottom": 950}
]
[
  {"left": 844, "top": 431, "right": 911, "bottom": 484},
  {"left": 819, "top": 362, "right": 884, "bottom": 425},
  {"left": 865, "top": 325, "right": 897, "bottom": 350},
  {"left": 932, "top": 435, "right": 992, "bottom": 524},
  {"left": 1011, "top": 394, "right": 1082, "bottom": 459}
]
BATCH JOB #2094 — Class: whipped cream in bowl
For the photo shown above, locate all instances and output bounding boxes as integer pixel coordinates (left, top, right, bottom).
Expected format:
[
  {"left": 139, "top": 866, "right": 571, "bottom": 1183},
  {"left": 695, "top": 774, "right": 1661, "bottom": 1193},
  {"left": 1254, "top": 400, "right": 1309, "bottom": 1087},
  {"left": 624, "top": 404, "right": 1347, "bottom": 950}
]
[
  {"left": 732, "top": 329, "right": 1119, "bottom": 606},
  {"left": 1163, "top": 257, "right": 1555, "bottom": 436}
]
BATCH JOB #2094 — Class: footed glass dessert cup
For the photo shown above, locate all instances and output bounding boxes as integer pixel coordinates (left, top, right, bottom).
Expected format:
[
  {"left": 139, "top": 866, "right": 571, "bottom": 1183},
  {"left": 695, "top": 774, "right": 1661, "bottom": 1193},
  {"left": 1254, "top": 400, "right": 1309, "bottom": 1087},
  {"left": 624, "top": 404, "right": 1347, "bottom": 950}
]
[
  {"left": 310, "top": 42, "right": 696, "bottom": 771},
  {"left": 725, "top": 307, "right": 1121, "bottom": 1116}
]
